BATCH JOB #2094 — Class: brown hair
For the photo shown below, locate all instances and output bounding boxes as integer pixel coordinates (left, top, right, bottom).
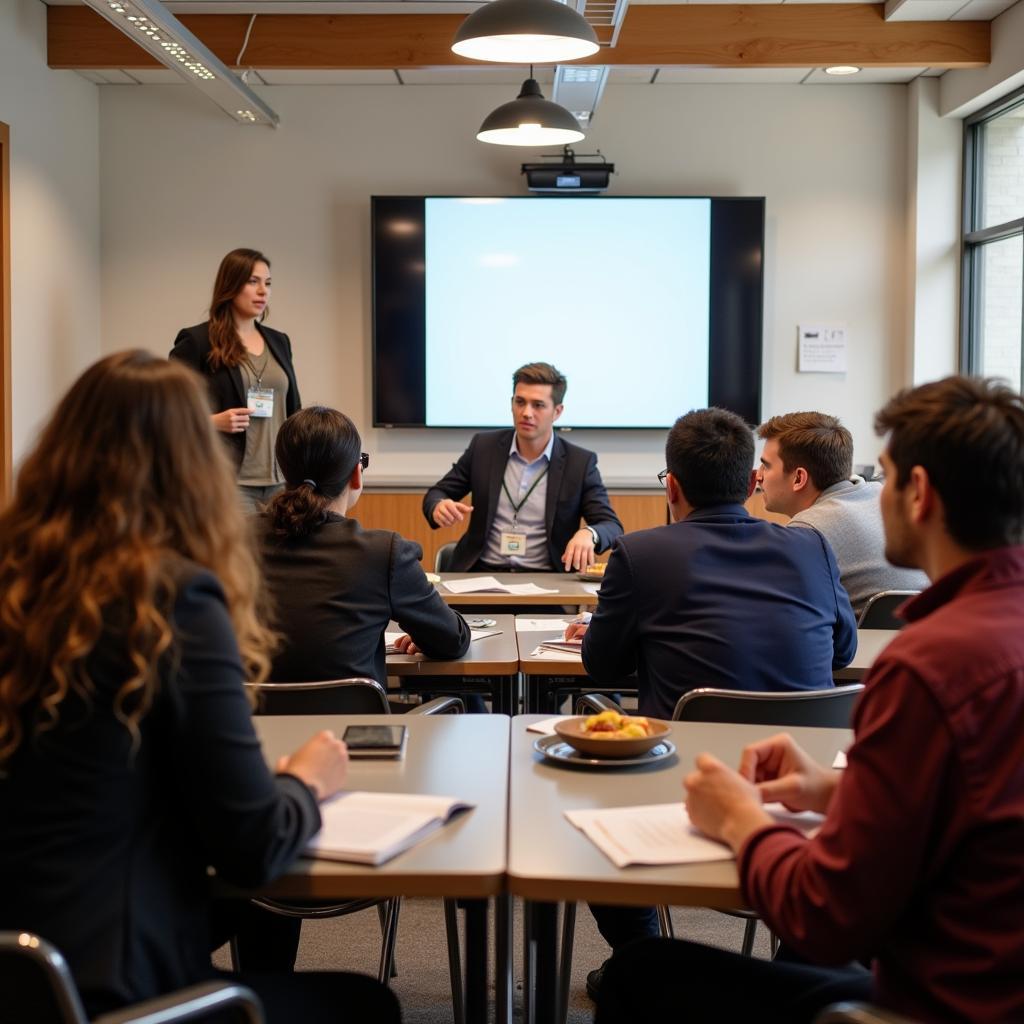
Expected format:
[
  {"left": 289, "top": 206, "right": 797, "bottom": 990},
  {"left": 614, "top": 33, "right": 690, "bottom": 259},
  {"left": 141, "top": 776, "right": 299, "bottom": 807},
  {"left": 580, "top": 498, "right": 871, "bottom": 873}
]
[
  {"left": 757, "top": 412, "right": 853, "bottom": 491},
  {"left": 267, "top": 407, "right": 363, "bottom": 539},
  {"left": 874, "top": 375, "right": 1024, "bottom": 550},
  {"left": 0, "top": 351, "right": 275, "bottom": 767},
  {"left": 512, "top": 362, "right": 567, "bottom": 406},
  {"left": 207, "top": 248, "right": 270, "bottom": 370},
  {"left": 667, "top": 408, "right": 754, "bottom": 507}
]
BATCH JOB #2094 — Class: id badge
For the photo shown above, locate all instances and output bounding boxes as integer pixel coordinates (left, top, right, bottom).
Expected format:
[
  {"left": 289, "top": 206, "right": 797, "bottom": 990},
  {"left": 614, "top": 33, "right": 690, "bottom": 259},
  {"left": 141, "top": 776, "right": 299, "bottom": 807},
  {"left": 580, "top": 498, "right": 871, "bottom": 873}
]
[
  {"left": 247, "top": 387, "right": 274, "bottom": 418},
  {"left": 500, "top": 531, "right": 528, "bottom": 556}
]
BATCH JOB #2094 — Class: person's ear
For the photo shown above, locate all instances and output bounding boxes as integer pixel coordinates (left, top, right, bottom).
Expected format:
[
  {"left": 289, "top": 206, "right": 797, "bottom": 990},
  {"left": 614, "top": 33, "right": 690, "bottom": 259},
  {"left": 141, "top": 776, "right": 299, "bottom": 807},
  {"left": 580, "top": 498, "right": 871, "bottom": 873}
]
[
  {"left": 792, "top": 467, "right": 810, "bottom": 493},
  {"left": 746, "top": 469, "right": 758, "bottom": 499},
  {"left": 348, "top": 463, "right": 362, "bottom": 492},
  {"left": 907, "top": 465, "right": 935, "bottom": 525},
  {"left": 552, "top": 403, "right": 564, "bottom": 423}
]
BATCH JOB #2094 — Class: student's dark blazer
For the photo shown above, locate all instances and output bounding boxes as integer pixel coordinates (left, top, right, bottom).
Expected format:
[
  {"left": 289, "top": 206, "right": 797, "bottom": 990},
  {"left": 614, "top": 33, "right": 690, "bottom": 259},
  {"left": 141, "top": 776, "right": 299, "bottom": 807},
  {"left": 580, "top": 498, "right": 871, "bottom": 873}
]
[
  {"left": 582, "top": 504, "right": 858, "bottom": 719},
  {"left": 0, "top": 568, "right": 320, "bottom": 1016},
  {"left": 169, "top": 321, "right": 301, "bottom": 470},
  {"left": 422, "top": 429, "right": 623, "bottom": 572}
]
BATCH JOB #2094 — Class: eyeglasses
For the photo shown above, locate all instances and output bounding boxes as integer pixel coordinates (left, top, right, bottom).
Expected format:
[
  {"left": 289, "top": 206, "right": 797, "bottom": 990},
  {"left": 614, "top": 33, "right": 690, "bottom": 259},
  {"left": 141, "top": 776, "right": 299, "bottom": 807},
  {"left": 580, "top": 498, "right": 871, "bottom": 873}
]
[
  {"left": 657, "top": 469, "right": 669, "bottom": 486},
  {"left": 359, "top": 452, "right": 370, "bottom": 470}
]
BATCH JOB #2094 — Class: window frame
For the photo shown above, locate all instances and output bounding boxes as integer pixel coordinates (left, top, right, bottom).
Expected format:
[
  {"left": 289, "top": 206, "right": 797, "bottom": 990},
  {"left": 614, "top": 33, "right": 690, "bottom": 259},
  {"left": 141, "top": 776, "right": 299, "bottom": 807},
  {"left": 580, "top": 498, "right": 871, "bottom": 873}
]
[{"left": 961, "top": 84, "right": 1024, "bottom": 386}]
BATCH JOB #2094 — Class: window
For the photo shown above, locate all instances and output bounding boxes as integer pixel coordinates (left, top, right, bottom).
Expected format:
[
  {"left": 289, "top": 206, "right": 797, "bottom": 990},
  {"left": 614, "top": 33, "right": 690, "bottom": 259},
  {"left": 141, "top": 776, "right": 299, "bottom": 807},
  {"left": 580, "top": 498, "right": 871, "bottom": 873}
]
[{"left": 962, "top": 87, "right": 1024, "bottom": 389}]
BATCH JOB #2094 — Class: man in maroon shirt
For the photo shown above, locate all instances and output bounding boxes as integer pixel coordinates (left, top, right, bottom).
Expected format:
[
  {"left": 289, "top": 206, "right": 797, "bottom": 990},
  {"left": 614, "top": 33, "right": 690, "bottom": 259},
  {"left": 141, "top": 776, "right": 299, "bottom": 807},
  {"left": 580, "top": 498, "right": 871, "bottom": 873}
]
[{"left": 597, "top": 376, "right": 1024, "bottom": 1024}]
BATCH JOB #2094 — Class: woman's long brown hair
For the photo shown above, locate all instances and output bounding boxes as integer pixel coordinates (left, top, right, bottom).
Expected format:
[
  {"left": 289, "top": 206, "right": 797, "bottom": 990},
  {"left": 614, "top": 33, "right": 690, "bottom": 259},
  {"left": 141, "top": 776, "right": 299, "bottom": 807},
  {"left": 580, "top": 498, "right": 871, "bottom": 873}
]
[
  {"left": 207, "top": 248, "right": 270, "bottom": 370},
  {"left": 0, "top": 350, "right": 275, "bottom": 766}
]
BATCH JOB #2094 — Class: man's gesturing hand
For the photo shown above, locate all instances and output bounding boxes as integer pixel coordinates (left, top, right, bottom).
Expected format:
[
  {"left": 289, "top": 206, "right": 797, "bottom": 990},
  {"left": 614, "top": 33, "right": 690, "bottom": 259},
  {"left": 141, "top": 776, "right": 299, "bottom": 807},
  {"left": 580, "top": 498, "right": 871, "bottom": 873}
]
[{"left": 432, "top": 499, "right": 474, "bottom": 528}]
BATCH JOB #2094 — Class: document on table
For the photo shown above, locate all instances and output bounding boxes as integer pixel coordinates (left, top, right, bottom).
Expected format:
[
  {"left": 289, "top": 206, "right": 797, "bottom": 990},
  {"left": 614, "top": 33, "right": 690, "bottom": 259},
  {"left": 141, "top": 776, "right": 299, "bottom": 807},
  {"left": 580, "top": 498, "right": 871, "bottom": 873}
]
[
  {"left": 308, "top": 791, "right": 474, "bottom": 866},
  {"left": 526, "top": 716, "right": 571, "bottom": 735},
  {"left": 566, "top": 802, "right": 826, "bottom": 868},
  {"left": 516, "top": 618, "right": 574, "bottom": 632},
  {"left": 530, "top": 637, "right": 583, "bottom": 661},
  {"left": 385, "top": 629, "right": 500, "bottom": 653},
  {"left": 443, "top": 576, "right": 558, "bottom": 596}
]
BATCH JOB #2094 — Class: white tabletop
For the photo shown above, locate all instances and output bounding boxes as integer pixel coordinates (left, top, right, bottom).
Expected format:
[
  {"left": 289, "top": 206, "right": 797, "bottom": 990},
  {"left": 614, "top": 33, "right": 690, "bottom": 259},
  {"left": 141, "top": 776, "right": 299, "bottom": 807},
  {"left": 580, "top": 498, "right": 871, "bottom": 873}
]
[
  {"left": 507, "top": 715, "right": 852, "bottom": 909},
  {"left": 251, "top": 713, "right": 509, "bottom": 899},
  {"left": 834, "top": 628, "right": 897, "bottom": 680}
]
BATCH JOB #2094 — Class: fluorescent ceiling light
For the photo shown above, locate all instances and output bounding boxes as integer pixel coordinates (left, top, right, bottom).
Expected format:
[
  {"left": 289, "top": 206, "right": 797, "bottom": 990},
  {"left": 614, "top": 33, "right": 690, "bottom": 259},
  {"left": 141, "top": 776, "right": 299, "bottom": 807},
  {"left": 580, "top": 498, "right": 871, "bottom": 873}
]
[
  {"left": 452, "top": 0, "right": 599, "bottom": 64},
  {"left": 824, "top": 65, "right": 861, "bottom": 76},
  {"left": 81, "top": 0, "right": 279, "bottom": 126}
]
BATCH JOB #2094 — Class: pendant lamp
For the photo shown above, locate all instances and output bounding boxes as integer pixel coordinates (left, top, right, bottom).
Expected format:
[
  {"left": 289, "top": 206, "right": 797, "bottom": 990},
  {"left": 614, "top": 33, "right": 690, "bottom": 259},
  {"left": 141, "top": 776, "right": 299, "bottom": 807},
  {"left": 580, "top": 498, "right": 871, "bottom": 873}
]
[
  {"left": 452, "top": 0, "right": 599, "bottom": 64},
  {"left": 476, "top": 76, "right": 585, "bottom": 147}
]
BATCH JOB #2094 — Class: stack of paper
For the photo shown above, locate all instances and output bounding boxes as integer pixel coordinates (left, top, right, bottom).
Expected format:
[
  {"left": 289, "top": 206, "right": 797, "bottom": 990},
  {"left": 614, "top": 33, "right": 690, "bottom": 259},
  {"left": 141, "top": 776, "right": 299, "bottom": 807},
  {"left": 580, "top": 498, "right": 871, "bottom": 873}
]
[
  {"left": 515, "top": 618, "right": 574, "bottom": 632},
  {"left": 443, "top": 576, "right": 558, "bottom": 597},
  {"left": 531, "top": 637, "right": 583, "bottom": 661},
  {"left": 385, "top": 629, "right": 500, "bottom": 654},
  {"left": 308, "top": 791, "right": 474, "bottom": 865},
  {"left": 566, "top": 802, "right": 825, "bottom": 868}
]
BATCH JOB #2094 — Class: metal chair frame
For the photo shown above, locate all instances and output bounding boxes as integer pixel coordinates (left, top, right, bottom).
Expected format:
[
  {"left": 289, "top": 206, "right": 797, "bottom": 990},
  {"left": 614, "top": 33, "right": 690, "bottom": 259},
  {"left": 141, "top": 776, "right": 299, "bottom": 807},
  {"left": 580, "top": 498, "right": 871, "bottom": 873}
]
[
  {"left": 435, "top": 542, "right": 458, "bottom": 574},
  {"left": 1, "top": 932, "right": 262, "bottom": 1023},
  {"left": 242, "top": 677, "right": 466, "bottom": 1023},
  {"left": 857, "top": 590, "right": 919, "bottom": 629},
  {"left": 815, "top": 1003, "right": 922, "bottom": 1024}
]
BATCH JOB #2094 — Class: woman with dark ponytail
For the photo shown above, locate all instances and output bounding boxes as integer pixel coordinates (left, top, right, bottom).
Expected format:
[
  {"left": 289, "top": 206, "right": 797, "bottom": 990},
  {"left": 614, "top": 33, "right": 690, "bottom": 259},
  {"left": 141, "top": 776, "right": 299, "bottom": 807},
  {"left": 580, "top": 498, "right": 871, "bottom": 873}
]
[{"left": 259, "top": 407, "right": 470, "bottom": 684}]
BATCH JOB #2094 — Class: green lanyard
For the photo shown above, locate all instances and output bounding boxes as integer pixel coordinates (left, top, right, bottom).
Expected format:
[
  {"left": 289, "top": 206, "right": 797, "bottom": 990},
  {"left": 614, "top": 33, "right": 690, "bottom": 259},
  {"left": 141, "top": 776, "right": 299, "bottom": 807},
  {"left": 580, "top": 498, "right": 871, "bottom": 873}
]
[
  {"left": 502, "top": 464, "right": 549, "bottom": 525},
  {"left": 244, "top": 350, "right": 270, "bottom": 389}
]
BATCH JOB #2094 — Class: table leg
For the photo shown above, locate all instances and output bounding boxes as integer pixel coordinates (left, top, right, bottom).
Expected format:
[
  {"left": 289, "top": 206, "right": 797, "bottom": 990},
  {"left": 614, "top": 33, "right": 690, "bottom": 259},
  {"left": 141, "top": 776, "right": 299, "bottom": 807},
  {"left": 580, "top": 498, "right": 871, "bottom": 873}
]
[
  {"left": 523, "top": 899, "right": 558, "bottom": 1024},
  {"left": 495, "top": 893, "right": 513, "bottom": 1024},
  {"left": 464, "top": 899, "right": 489, "bottom": 1022}
]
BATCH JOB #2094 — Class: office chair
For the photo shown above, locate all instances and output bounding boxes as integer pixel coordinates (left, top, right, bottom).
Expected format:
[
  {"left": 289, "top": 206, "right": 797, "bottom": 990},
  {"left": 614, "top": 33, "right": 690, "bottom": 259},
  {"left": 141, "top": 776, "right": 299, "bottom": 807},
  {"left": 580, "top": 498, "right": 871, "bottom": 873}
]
[
  {"left": 815, "top": 1003, "right": 922, "bottom": 1024},
  {"left": 558, "top": 685, "right": 864, "bottom": 1024},
  {"left": 244, "top": 677, "right": 466, "bottom": 1023},
  {"left": 1, "top": 931, "right": 262, "bottom": 1023},
  {"left": 858, "top": 591, "right": 919, "bottom": 629}
]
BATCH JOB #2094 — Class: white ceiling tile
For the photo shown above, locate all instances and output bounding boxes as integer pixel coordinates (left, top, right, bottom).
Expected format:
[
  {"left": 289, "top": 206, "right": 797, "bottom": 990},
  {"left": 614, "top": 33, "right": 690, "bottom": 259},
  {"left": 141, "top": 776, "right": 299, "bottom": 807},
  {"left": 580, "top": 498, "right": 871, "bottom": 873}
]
[
  {"left": 400, "top": 68, "right": 554, "bottom": 85},
  {"left": 884, "top": 0, "right": 966, "bottom": 19},
  {"left": 164, "top": 2, "right": 479, "bottom": 11},
  {"left": 804, "top": 66, "right": 926, "bottom": 82},
  {"left": 76, "top": 70, "right": 108, "bottom": 84},
  {"left": 127, "top": 69, "right": 189, "bottom": 83},
  {"left": 82, "top": 69, "right": 144, "bottom": 84},
  {"left": 951, "top": 0, "right": 1016, "bottom": 18},
  {"left": 920, "top": 66, "right": 946, "bottom": 75},
  {"left": 654, "top": 67, "right": 809, "bottom": 83},
  {"left": 256, "top": 69, "right": 399, "bottom": 84},
  {"left": 607, "top": 68, "right": 658, "bottom": 83}
]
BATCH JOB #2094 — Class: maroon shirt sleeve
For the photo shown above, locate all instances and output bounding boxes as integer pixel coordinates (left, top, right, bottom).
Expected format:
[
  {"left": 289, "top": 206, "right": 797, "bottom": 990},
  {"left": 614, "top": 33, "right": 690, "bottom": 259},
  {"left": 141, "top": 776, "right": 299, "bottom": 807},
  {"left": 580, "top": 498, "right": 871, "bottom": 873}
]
[{"left": 737, "top": 658, "right": 952, "bottom": 964}]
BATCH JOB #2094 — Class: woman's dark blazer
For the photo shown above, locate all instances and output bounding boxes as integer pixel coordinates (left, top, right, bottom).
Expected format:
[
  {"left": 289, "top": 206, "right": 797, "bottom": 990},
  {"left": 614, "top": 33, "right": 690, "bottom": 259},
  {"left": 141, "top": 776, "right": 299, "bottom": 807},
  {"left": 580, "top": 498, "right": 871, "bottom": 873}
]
[
  {"left": 169, "top": 321, "right": 302, "bottom": 469},
  {"left": 0, "top": 567, "right": 320, "bottom": 1015}
]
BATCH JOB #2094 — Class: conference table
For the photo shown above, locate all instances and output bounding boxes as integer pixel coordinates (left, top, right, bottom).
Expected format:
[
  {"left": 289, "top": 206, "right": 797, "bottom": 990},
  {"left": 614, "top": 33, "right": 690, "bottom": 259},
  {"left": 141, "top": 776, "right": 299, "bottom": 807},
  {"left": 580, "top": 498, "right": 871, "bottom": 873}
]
[
  {"left": 251, "top": 713, "right": 510, "bottom": 1024},
  {"left": 834, "top": 628, "right": 897, "bottom": 680},
  {"left": 435, "top": 571, "right": 602, "bottom": 608},
  {"left": 386, "top": 614, "right": 521, "bottom": 714},
  {"left": 509, "top": 715, "right": 854, "bottom": 1024}
]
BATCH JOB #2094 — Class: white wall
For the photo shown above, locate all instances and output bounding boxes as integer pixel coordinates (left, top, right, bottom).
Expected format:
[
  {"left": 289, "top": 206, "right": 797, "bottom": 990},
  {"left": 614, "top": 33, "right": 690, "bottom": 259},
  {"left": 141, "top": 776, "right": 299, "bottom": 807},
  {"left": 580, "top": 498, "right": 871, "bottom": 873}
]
[
  {"left": 0, "top": 0, "right": 101, "bottom": 464},
  {"left": 99, "top": 80, "right": 908, "bottom": 483}
]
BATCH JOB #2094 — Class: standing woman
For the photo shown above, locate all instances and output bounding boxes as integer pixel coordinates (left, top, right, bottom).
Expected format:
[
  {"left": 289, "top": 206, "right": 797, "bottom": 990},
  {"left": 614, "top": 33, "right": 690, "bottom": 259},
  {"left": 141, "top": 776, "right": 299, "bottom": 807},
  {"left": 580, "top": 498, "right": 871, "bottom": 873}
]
[
  {"left": 0, "top": 351, "right": 398, "bottom": 1023},
  {"left": 170, "top": 248, "right": 301, "bottom": 513}
]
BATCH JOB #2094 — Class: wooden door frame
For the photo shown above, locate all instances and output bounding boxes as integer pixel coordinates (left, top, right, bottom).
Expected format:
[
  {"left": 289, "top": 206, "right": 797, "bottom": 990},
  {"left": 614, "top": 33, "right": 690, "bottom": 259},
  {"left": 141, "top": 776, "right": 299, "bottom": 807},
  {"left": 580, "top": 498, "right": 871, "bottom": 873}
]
[{"left": 0, "top": 120, "right": 10, "bottom": 501}]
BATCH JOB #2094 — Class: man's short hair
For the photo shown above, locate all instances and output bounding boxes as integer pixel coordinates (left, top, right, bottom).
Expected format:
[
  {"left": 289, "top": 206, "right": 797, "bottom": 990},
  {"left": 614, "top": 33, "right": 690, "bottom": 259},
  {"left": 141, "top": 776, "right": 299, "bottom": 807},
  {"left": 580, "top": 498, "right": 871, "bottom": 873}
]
[
  {"left": 874, "top": 375, "right": 1024, "bottom": 550},
  {"left": 512, "top": 362, "right": 567, "bottom": 406},
  {"left": 667, "top": 408, "right": 754, "bottom": 508},
  {"left": 757, "top": 412, "right": 853, "bottom": 491}
]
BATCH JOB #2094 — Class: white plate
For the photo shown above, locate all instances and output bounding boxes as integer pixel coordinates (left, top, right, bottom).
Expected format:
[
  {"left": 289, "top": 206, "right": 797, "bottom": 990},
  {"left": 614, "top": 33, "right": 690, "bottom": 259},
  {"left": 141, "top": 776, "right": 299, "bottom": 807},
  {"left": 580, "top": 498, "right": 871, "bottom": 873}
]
[{"left": 533, "top": 733, "right": 677, "bottom": 769}]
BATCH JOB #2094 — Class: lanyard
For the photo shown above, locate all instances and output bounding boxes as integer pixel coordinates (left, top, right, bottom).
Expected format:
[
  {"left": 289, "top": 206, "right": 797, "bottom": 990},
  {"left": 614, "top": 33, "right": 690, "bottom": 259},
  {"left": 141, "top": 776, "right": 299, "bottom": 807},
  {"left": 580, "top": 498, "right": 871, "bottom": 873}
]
[
  {"left": 502, "top": 463, "right": 548, "bottom": 523},
  {"left": 244, "top": 349, "right": 271, "bottom": 389}
]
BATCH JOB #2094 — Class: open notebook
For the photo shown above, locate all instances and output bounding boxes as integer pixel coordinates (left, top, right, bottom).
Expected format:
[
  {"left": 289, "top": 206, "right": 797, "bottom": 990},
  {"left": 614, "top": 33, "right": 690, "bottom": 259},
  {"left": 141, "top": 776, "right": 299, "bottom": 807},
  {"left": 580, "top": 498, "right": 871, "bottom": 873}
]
[{"left": 308, "top": 791, "right": 475, "bottom": 866}]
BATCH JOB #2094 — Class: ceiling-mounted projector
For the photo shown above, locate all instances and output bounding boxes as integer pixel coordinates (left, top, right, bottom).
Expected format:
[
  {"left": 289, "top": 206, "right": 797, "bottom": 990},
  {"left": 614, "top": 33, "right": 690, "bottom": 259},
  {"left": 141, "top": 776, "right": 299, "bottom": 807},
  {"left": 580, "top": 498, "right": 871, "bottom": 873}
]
[{"left": 521, "top": 148, "right": 615, "bottom": 193}]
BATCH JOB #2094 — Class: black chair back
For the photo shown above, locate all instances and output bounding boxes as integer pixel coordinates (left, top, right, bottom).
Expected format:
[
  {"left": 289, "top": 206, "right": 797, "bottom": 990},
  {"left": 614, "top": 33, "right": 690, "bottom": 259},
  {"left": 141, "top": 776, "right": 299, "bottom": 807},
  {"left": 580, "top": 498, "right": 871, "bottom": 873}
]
[
  {"left": 247, "top": 677, "right": 389, "bottom": 715},
  {"left": 435, "top": 542, "right": 458, "bottom": 573},
  {"left": 672, "top": 684, "right": 864, "bottom": 728},
  {"left": 858, "top": 590, "right": 918, "bottom": 629},
  {"left": 0, "top": 933, "right": 88, "bottom": 1024}
]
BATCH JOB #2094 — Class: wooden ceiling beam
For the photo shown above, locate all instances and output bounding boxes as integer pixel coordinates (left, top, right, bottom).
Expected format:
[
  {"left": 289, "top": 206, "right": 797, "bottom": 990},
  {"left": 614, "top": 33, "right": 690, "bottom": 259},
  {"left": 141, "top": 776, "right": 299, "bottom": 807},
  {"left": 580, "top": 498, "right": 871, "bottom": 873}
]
[{"left": 47, "top": 4, "right": 989, "bottom": 71}]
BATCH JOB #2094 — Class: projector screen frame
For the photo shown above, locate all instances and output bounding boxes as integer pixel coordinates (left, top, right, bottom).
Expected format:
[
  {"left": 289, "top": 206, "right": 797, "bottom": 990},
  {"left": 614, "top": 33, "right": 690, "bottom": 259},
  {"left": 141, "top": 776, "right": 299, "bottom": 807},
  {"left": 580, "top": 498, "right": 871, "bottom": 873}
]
[{"left": 371, "top": 194, "right": 764, "bottom": 430}]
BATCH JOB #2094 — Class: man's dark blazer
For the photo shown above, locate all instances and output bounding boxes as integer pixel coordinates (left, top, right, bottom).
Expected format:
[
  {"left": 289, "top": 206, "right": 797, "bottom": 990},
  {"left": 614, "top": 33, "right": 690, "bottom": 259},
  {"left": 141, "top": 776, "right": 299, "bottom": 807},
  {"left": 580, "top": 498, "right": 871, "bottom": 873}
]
[
  {"left": 169, "top": 321, "right": 301, "bottom": 470},
  {"left": 582, "top": 504, "right": 858, "bottom": 719},
  {"left": 423, "top": 429, "right": 623, "bottom": 571}
]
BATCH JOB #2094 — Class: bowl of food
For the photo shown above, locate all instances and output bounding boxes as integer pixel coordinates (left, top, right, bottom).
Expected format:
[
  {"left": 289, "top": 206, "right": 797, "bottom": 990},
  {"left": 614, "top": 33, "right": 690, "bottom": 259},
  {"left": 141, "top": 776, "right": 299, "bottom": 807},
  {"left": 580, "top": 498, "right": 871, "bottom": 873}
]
[
  {"left": 577, "top": 562, "right": 608, "bottom": 583},
  {"left": 554, "top": 710, "right": 671, "bottom": 758}
]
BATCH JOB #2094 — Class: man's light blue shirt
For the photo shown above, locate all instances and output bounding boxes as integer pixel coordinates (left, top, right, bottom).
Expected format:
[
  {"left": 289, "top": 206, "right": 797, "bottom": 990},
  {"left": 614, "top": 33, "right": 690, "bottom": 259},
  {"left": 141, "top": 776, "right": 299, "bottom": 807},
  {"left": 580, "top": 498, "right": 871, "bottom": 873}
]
[{"left": 481, "top": 432, "right": 555, "bottom": 569}]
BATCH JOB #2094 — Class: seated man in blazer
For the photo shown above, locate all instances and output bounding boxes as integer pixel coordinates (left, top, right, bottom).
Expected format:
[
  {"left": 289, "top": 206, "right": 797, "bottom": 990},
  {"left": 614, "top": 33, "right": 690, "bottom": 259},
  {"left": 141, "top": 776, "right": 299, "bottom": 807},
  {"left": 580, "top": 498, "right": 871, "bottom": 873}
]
[{"left": 423, "top": 362, "right": 623, "bottom": 572}]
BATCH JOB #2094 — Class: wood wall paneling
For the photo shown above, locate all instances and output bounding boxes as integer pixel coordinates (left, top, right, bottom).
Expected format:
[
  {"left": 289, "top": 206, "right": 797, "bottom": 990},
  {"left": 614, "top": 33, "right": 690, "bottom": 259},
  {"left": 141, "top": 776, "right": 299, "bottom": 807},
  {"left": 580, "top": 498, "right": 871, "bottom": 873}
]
[{"left": 0, "top": 121, "right": 10, "bottom": 503}]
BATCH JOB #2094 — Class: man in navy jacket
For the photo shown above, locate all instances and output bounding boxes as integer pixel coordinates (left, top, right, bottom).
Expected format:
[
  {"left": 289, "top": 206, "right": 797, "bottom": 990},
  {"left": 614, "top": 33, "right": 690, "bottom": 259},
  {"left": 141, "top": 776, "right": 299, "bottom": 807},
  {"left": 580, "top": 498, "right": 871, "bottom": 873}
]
[{"left": 572, "top": 406, "right": 856, "bottom": 721}]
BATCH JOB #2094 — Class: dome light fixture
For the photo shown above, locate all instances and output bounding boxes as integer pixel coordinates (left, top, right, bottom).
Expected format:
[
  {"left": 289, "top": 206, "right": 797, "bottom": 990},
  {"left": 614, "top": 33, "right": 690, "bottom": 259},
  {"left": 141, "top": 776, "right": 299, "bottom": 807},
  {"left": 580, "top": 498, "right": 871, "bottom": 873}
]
[
  {"left": 476, "top": 75, "right": 585, "bottom": 147},
  {"left": 824, "top": 65, "right": 861, "bottom": 76},
  {"left": 452, "top": 0, "right": 599, "bottom": 64}
]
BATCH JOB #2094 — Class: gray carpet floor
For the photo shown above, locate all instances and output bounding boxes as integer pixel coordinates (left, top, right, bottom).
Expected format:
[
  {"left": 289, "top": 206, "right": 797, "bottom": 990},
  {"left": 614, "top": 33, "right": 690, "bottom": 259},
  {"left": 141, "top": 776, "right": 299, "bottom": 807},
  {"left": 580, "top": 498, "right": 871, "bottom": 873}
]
[{"left": 214, "top": 897, "right": 772, "bottom": 1023}]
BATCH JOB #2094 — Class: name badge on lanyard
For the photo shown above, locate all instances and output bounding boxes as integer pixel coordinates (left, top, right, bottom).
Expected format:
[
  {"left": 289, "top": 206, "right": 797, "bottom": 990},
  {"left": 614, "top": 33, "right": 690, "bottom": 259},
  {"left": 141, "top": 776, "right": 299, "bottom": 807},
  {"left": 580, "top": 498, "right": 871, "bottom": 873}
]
[
  {"left": 247, "top": 387, "right": 275, "bottom": 418},
  {"left": 500, "top": 530, "right": 528, "bottom": 556}
]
